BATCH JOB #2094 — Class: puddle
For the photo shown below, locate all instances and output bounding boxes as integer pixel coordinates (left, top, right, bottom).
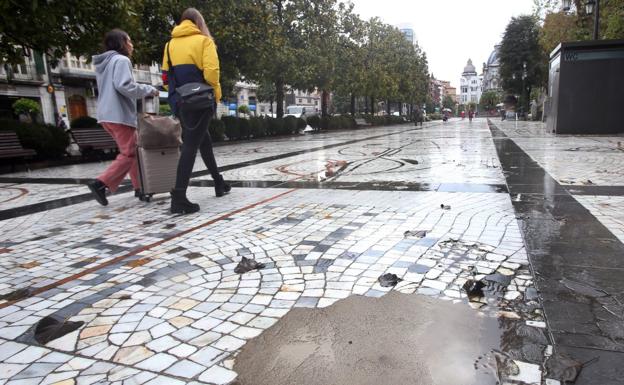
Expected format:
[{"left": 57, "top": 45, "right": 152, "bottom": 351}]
[{"left": 233, "top": 292, "right": 503, "bottom": 385}]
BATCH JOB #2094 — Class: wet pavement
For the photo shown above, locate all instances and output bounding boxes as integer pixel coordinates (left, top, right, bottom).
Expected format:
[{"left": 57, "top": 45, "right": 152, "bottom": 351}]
[{"left": 0, "top": 118, "right": 622, "bottom": 384}]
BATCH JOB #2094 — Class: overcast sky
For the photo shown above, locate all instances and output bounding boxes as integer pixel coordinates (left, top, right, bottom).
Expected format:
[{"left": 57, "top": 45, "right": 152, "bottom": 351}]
[{"left": 349, "top": 0, "right": 536, "bottom": 89}]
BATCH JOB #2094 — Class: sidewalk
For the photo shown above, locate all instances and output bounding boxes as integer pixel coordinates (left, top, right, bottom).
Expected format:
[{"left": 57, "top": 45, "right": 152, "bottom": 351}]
[{"left": 0, "top": 119, "right": 622, "bottom": 384}]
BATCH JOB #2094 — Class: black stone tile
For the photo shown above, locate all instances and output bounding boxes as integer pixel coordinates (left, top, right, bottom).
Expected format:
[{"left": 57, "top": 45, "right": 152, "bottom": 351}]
[{"left": 553, "top": 346, "right": 624, "bottom": 385}]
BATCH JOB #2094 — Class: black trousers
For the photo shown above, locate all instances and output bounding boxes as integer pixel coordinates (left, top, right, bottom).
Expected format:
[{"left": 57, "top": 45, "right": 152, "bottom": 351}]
[{"left": 174, "top": 115, "right": 220, "bottom": 190}]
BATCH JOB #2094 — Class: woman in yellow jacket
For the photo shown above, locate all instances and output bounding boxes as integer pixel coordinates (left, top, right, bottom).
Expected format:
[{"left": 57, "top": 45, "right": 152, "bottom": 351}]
[{"left": 162, "top": 8, "right": 230, "bottom": 214}]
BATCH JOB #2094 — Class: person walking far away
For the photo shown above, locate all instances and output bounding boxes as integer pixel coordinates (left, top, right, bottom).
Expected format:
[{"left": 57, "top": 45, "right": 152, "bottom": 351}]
[
  {"left": 162, "top": 7, "right": 230, "bottom": 214},
  {"left": 468, "top": 109, "right": 474, "bottom": 122},
  {"left": 88, "top": 29, "right": 159, "bottom": 206}
]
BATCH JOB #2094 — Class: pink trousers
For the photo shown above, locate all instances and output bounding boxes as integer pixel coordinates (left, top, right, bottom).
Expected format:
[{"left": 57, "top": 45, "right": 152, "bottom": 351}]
[{"left": 97, "top": 122, "right": 139, "bottom": 192}]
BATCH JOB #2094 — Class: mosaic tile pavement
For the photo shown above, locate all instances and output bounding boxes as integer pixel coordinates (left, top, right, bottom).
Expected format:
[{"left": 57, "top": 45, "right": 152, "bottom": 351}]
[
  {"left": 573, "top": 195, "right": 624, "bottom": 243},
  {"left": 496, "top": 120, "right": 624, "bottom": 186},
  {"left": 2, "top": 118, "right": 622, "bottom": 384}
]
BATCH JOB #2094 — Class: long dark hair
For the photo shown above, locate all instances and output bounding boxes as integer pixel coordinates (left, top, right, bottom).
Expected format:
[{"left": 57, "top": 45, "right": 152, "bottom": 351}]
[
  {"left": 180, "top": 8, "right": 212, "bottom": 38},
  {"left": 103, "top": 29, "right": 131, "bottom": 56}
]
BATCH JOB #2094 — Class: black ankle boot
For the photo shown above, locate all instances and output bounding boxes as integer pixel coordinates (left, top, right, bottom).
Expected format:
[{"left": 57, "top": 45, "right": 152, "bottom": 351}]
[
  {"left": 88, "top": 179, "right": 108, "bottom": 206},
  {"left": 170, "top": 188, "right": 200, "bottom": 214},
  {"left": 214, "top": 175, "right": 231, "bottom": 197}
]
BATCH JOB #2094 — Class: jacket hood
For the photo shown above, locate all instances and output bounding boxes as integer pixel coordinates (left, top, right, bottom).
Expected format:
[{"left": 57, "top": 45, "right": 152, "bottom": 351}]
[
  {"left": 172, "top": 20, "right": 202, "bottom": 38},
  {"left": 93, "top": 50, "right": 121, "bottom": 74}
]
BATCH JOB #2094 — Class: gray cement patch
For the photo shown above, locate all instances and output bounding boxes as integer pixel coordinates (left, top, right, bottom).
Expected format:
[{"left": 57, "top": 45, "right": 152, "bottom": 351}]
[{"left": 233, "top": 292, "right": 501, "bottom": 385}]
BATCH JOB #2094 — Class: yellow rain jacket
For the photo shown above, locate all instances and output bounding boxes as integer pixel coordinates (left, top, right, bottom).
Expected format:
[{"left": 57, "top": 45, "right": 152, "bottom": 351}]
[{"left": 162, "top": 20, "right": 222, "bottom": 105}]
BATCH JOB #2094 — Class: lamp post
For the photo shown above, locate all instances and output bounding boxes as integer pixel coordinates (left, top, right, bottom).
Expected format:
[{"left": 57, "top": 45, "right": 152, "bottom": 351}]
[
  {"left": 585, "top": 0, "right": 600, "bottom": 40},
  {"left": 522, "top": 62, "right": 528, "bottom": 117},
  {"left": 562, "top": 0, "right": 600, "bottom": 40}
]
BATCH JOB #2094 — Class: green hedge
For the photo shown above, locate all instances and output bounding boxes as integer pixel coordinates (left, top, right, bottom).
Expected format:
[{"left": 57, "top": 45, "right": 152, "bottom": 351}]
[
  {"left": 297, "top": 118, "right": 307, "bottom": 131},
  {"left": 284, "top": 116, "right": 298, "bottom": 135},
  {"left": 249, "top": 117, "right": 267, "bottom": 138},
  {"left": 239, "top": 118, "right": 251, "bottom": 140},
  {"left": 70, "top": 116, "right": 99, "bottom": 129},
  {"left": 221, "top": 116, "right": 240, "bottom": 141},
  {"left": 209, "top": 119, "right": 225, "bottom": 142},
  {"left": 207, "top": 113, "right": 401, "bottom": 141},
  {"left": 0, "top": 119, "right": 69, "bottom": 158},
  {"left": 307, "top": 115, "right": 321, "bottom": 131}
]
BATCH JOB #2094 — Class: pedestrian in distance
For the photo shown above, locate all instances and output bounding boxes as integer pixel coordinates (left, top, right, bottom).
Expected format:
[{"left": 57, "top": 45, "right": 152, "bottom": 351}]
[
  {"left": 88, "top": 29, "right": 159, "bottom": 206},
  {"left": 468, "top": 109, "right": 474, "bottom": 122},
  {"left": 162, "top": 8, "right": 230, "bottom": 214},
  {"left": 461, "top": 110, "right": 465, "bottom": 120}
]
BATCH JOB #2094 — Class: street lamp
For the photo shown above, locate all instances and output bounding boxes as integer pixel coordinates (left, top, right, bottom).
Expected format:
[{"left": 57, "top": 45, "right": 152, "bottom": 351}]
[
  {"left": 585, "top": 0, "right": 600, "bottom": 40},
  {"left": 521, "top": 62, "right": 527, "bottom": 116}
]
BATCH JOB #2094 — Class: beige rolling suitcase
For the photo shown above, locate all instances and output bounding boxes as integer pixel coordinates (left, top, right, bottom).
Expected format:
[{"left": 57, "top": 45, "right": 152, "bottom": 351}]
[{"left": 136, "top": 97, "right": 182, "bottom": 202}]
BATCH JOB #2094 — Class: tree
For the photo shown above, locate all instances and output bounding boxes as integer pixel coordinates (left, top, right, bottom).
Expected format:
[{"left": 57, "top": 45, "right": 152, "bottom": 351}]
[
  {"left": 12, "top": 98, "right": 41, "bottom": 122},
  {"left": 539, "top": 11, "right": 578, "bottom": 54},
  {"left": 499, "top": 15, "right": 547, "bottom": 113},
  {"left": 0, "top": 0, "right": 136, "bottom": 64},
  {"left": 297, "top": 0, "right": 342, "bottom": 117},
  {"left": 442, "top": 96, "right": 455, "bottom": 110},
  {"left": 479, "top": 90, "right": 500, "bottom": 111}
]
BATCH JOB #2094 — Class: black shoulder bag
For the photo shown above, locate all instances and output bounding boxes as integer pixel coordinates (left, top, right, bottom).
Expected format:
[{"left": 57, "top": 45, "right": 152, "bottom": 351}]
[{"left": 166, "top": 41, "right": 215, "bottom": 129}]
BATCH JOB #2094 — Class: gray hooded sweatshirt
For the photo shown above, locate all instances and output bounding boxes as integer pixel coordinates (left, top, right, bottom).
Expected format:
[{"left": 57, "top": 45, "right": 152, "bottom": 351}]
[{"left": 93, "top": 50, "right": 156, "bottom": 128}]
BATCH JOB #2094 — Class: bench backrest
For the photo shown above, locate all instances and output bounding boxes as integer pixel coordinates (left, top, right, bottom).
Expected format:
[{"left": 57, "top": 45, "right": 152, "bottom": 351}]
[
  {"left": 0, "top": 131, "right": 36, "bottom": 158},
  {"left": 71, "top": 128, "right": 117, "bottom": 150},
  {"left": 354, "top": 118, "right": 369, "bottom": 125}
]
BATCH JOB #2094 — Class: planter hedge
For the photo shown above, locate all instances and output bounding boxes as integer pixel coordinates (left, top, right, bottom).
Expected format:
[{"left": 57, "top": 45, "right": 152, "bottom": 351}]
[
  {"left": 0, "top": 119, "right": 69, "bottom": 158},
  {"left": 221, "top": 116, "right": 240, "bottom": 141},
  {"left": 209, "top": 119, "right": 225, "bottom": 142},
  {"left": 70, "top": 116, "right": 99, "bottom": 129}
]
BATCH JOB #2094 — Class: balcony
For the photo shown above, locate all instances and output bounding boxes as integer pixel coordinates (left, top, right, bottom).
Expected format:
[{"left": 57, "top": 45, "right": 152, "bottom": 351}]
[{"left": 0, "top": 63, "right": 44, "bottom": 83}]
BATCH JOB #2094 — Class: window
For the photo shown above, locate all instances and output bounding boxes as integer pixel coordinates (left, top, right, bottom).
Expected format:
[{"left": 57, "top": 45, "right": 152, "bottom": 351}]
[
  {"left": 461, "top": 87, "right": 468, "bottom": 93},
  {"left": 298, "top": 98, "right": 302, "bottom": 104}
]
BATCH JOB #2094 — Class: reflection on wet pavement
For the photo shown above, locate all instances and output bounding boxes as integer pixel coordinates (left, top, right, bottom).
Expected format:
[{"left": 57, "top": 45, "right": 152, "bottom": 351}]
[{"left": 0, "top": 119, "right": 622, "bottom": 384}]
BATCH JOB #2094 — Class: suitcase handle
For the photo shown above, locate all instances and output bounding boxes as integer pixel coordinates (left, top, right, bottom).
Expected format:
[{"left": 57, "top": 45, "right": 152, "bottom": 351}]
[{"left": 141, "top": 96, "right": 160, "bottom": 115}]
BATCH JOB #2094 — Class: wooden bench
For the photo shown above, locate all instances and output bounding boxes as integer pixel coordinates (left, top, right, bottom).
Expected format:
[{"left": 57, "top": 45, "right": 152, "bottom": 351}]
[
  {"left": 0, "top": 131, "right": 36, "bottom": 160},
  {"left": 70, "top": 127, "right": 118, "bottom": 154},
  {"left": 354, "top": 118, "right": 371, "bottom": 127}
]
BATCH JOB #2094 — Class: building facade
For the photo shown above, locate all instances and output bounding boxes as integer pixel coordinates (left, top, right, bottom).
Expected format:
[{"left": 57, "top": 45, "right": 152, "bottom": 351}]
[
  {"left": 1, "top": 49, "right": 162, "bottom": 126},
  {"left": 2, "top": 50, "right": 321, "bottom": 123},
  {"left": 396, "top": 22, "right": 417, "bottom": 45},
  {"left": 429, "top": 77, "right": 443, "bottom": 108},
  {"left": 439, "top": 80, "right": 457, "bottom": 104},
  {"left": 459, "top": 59, "right": 482, "bottom": 105},
  {"left": 482, "top": 44, "right": 502, "bottom": 92}
]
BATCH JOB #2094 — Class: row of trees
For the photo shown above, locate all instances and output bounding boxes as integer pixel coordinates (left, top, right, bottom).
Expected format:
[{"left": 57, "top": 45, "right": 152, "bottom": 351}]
[
  {"left": 488, "top": 0, "right": 623, "bottom": 114},
  {"left": 0, "top": 0, "right": 430, "bottom": 118}
]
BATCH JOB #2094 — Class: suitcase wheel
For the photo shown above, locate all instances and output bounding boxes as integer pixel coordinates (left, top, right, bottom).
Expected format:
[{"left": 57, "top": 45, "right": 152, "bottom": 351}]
[{"left": 144, "top": 194, "right": 153, "bottom": 202}]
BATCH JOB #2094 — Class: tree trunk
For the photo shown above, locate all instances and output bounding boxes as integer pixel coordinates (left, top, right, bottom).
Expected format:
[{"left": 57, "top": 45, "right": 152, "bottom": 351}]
[
  {"left": 350, "top": 93, "right": 356, "bottom": 116},
  {"left": 370, "top": 96, "right": 375, "bottom": 115},
  {"left": 386, "top": 100, "right": 391, "bottom": 116},
  {"left": 321, "top": 90, "right": 329, "bottom": 117},
  {"left": 276, "top": 78, "right": 284, "bottom": 118},
  {"left": 269, "top": 98, "right": 274, "bottom": 115},
  {"left": 365, "top": 97, "right": 369, "bottom": 114}
]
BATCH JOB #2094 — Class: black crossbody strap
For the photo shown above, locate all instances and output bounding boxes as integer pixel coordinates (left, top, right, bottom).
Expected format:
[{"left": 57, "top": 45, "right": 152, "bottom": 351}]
[{"left": 166, "top": 41, "right": 178, "bottom": 91}]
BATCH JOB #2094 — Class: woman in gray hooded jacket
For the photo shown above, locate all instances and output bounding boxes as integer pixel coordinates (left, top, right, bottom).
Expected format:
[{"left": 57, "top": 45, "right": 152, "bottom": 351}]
[{"left": 88, "top": 29, "right": 158, "bottom": 206}]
